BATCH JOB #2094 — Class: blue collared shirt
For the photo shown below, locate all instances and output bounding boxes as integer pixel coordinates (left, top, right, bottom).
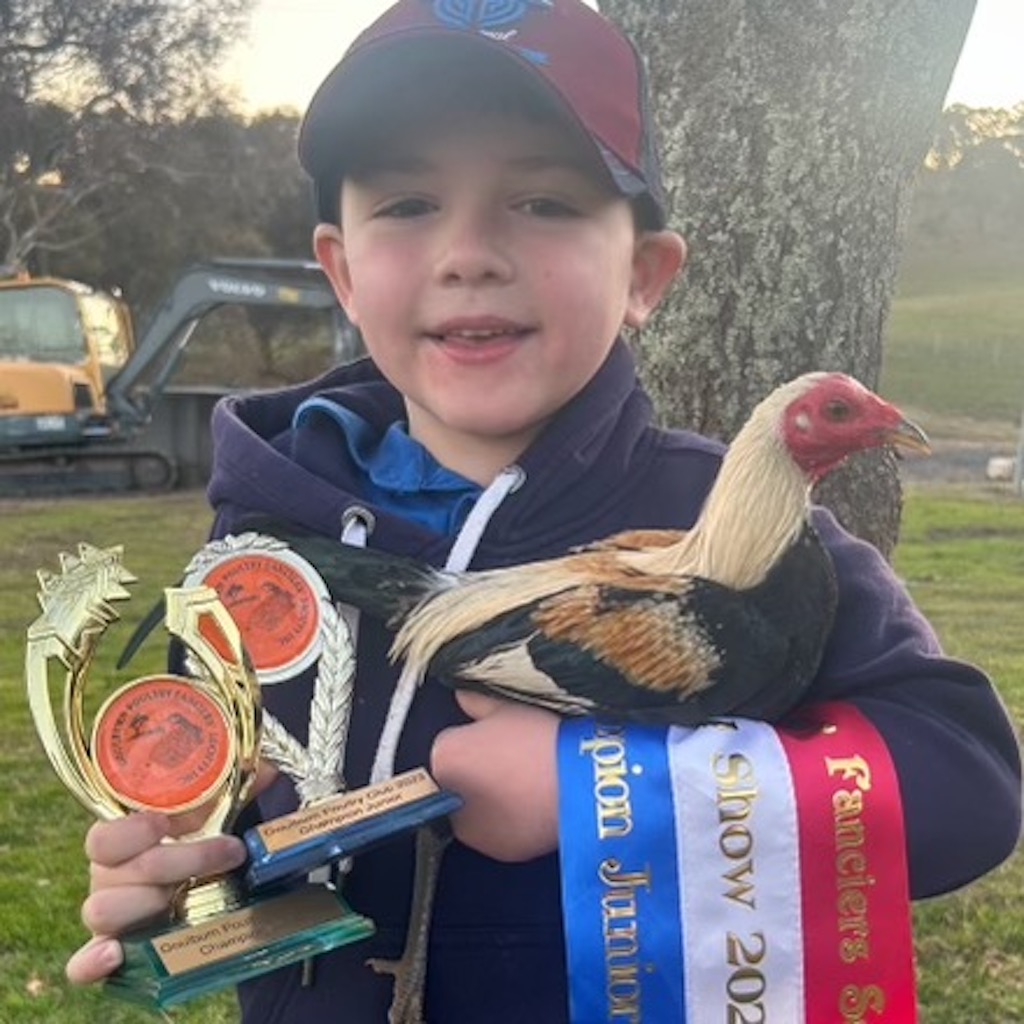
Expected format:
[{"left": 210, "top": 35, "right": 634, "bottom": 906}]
[{"left": 292, "top": 397, "right": 482, "bottom": 535}]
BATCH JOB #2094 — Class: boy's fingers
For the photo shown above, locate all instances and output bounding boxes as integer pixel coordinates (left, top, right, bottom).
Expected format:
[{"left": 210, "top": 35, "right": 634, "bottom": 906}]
[
  {"left": 66, "top": 935, "right": 124, "bottom": 986},
  {"left": 454, "top": 690, "right": 506, "bottom": 720},
  {"left": 85, "top": 763, "right": 279, "bottom": 854},
  {"left": 66, "top": 935, "right": 123, "bottom": 985},
  {"left": 81, "top": 883, "right": 177, "bottom": 937},
  {"left": 84, "top": 812, "right": 172, "bottom": 867},
  {"left": 89, "top": 833, "right": 247, "bottom": 891}
]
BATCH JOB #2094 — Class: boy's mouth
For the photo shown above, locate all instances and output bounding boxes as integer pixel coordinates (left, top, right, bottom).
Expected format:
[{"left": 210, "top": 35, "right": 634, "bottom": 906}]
[{"left": 428, "top": 317, "right": 533, "bottom": 345}]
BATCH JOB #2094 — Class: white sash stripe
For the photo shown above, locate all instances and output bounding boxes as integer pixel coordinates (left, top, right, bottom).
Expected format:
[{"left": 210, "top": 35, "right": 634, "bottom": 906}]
[{"left": 669, "top": 721, "right": 805, "bottom": 1023}]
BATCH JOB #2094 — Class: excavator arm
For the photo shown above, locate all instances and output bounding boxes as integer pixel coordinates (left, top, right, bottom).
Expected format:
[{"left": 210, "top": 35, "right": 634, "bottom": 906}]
[{"left": 105, "top": 258, "right": 356, "bottom": 426}]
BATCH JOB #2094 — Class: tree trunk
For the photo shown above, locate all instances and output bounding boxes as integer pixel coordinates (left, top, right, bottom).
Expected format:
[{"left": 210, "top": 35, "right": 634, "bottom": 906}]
[{"left": 602, "top": 0, "right": 975, "bottom": 557}]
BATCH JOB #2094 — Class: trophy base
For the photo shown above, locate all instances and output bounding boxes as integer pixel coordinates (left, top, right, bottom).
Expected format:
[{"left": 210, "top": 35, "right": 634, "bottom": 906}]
[
  {"left": 244, "top": 769, "right": 463, "bottom": 889},
  {"left": 103, "top": 884, "right": 374, "bottom": 1010}
]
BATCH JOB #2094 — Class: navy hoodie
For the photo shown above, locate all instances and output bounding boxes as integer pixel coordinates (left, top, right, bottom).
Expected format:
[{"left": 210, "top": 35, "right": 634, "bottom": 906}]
[{"left": 206, "top": 340, "right": 1021, "bottom": 1024}]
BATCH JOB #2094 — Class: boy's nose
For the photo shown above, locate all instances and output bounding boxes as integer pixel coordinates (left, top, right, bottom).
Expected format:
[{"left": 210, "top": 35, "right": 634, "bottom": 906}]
[{"left": 434, "top": 210, "right": 514, "bottom": 285}]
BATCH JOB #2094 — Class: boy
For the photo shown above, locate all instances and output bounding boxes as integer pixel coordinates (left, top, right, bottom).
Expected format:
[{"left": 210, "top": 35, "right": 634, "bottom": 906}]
[{"left": 67, "top": 2, "right": 1021, "bottom": 1022}]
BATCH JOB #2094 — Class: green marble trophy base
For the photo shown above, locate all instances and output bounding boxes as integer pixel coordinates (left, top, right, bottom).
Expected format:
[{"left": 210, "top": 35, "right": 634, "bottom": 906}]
[{"left": 104, "top": 884, "right": 374, "bottom": 1011}]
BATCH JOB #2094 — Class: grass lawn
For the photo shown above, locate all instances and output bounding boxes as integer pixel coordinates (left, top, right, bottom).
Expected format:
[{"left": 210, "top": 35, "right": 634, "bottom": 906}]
[
  {"left": 896, "top": 485, "right": 1024, "bottom": 1022},
  {"left": 881, "top": 254, "right": 1024, "bottom": 438},
  {"left": 0, "top": 494, "right": 235, "bottom": 1024},
  {"left": 0, "top": 485, "right": 1021, "bottom": 1021}
]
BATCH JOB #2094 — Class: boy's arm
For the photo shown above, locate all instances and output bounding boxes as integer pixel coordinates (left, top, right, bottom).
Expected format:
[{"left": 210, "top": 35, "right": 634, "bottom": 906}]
[{"left": 810, "top": 508, "right": 1022, "bottom": 898}]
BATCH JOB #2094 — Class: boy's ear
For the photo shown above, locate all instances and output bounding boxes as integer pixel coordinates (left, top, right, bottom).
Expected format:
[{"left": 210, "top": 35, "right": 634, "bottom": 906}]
[
  {"left": 313, "top": 223, "right": 360, "bottom": 326},
  {"left": 625, "top": 230, "right": 687, "bottom": 329}
]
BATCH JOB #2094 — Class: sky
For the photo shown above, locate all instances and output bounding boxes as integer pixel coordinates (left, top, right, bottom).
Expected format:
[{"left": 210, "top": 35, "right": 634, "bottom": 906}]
[{"left": 224, "top": 0, "right": 1024, "bottom": 115}]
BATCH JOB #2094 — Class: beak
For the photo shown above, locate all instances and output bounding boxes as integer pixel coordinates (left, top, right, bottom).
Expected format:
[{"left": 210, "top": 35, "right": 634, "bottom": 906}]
[{"left": 885, "top": 416, "right": 931, "bottom": 456}]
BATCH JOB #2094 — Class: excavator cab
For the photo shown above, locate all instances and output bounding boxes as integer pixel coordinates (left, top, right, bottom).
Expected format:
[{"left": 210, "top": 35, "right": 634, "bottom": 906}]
[{"left": 0, "top": 277, "right": 135, "bottom": 448}]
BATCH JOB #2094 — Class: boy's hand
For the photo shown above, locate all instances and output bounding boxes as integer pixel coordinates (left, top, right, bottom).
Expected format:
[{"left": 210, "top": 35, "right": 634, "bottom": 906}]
[
  {"left": 65, "top": 762, "right": 276, "bottom": 986},
  {"left": 430, "top": 691, "right": 559, "bottom": 862}
]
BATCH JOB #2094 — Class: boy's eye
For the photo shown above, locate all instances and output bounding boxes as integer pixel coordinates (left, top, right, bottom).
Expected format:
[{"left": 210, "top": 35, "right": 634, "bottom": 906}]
[
  {"left": 375, "top": 196, "right": 435, "bottom": 219},
  {"left": 517, "top": 196, "right": 580, "bottom": 218}
]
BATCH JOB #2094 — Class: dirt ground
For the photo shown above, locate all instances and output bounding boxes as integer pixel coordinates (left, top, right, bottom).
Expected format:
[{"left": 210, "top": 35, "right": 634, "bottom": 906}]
[{"left": 900, "top": 438, "right": 1020, "bottom": 485}]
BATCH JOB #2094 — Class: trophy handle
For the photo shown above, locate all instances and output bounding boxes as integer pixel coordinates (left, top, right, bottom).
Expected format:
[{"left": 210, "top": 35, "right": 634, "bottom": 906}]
[
  {"left": 28, "top": 634, "right": 119, "bottom": 819},
  {"left": 163, "top": 586, "right": 261, "bottom": 837},
  {"left": 26, "top": 546, "right": 136, "bottom": 820}
]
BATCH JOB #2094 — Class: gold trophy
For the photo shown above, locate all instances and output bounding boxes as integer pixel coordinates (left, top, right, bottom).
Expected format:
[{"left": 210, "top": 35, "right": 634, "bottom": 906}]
[{"left": 25, "top": 544, "right": 373, "bottom": 1011}]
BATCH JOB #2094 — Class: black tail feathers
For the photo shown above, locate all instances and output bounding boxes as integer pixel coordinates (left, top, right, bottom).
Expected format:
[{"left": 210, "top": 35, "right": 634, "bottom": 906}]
[{"left": 242, "top": 519, "right": 443, "bottom": 627}]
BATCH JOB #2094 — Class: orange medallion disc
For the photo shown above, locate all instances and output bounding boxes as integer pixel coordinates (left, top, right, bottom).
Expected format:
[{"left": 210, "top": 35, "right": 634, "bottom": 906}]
[
  {"left": 196, "top": 551, "right": 323, "bottom": 683},
  {"left": 92, "top": 677, "right": 233, "bottom": 813}
]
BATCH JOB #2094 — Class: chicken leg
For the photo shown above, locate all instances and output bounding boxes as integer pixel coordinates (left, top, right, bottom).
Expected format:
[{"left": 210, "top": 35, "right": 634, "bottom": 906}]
[{"left": 367, "top": 821, "right": 451, "bottom": 1024}]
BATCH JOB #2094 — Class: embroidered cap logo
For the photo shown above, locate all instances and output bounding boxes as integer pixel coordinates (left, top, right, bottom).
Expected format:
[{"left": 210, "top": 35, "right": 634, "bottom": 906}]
[{"left": 430, "top": 0, "right": 555, "bottom": 63}]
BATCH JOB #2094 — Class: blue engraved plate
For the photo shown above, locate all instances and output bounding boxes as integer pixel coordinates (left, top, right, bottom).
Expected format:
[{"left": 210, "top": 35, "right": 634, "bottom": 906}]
[{"left": 244, "top": 768, "right": 463, "bottom": 889}]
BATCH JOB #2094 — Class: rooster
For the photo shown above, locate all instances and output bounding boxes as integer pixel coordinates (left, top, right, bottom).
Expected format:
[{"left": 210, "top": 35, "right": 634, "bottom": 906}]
[{"left": 264, "top": 372, "right": 929, "bottom": 729}]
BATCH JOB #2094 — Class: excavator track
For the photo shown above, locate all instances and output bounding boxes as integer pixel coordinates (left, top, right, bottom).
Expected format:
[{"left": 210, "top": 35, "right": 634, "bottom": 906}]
[{"left": 0, "top": 446, "right": 177, "bottom": 497}]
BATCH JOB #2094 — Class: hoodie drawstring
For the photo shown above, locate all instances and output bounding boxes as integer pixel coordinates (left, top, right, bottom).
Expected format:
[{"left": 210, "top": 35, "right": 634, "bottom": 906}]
[{"left": 369, "top": 465, "right": 523, "bottom": 785}]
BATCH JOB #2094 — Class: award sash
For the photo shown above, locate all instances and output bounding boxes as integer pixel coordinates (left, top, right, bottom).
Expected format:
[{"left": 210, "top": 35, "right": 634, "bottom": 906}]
[{"left": 558, "top": 705, "right": 916, "bottom": 1023}]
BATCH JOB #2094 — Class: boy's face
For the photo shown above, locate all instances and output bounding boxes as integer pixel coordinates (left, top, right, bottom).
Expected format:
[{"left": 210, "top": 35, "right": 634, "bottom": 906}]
[{"left": 315, "top": 111, "right": 684, "bottom": 482}]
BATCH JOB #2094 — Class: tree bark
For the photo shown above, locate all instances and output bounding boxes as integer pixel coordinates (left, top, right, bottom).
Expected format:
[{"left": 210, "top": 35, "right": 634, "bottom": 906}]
[{"left": 602, "top": 0, "right": 975, "bottom": 557}]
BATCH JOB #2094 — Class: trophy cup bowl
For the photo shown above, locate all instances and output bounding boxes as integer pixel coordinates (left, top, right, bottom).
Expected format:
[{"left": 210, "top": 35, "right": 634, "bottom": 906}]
[{"left": 25, "top": 544, "right": 373, "bottom": 1011}]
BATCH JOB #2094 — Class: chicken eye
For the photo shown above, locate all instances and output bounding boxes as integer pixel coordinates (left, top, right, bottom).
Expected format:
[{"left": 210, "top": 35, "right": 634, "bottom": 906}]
[{"left": 824, "top": 399, "right": 852, "bottom": 422}]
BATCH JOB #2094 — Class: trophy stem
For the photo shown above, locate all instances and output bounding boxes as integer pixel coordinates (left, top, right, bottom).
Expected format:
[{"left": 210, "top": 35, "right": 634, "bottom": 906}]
[{"left": 176, "top": 875, "right": 246, "bottom": 924}]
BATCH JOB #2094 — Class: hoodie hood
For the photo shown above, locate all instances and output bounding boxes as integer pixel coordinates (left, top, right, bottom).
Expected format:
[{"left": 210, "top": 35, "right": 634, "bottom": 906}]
[{"left": 207, "top": 339, "right": 699, "bottom": 565}]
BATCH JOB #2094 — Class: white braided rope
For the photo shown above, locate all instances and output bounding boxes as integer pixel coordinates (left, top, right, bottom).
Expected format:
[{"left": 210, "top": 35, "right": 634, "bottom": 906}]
[{"left": 258, "top": 599, "right": 355, "bottom": 808}]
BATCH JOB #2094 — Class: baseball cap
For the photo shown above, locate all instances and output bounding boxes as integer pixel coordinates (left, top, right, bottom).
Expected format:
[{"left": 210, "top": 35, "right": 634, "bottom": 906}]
[{"left": 298, "top": 0, "right": 668, "bottom": 228}]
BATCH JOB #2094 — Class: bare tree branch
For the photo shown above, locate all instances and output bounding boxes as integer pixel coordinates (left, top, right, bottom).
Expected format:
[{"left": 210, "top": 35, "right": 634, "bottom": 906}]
[{"left": 0, "top": 0, "right": 255, "bottom": 268}]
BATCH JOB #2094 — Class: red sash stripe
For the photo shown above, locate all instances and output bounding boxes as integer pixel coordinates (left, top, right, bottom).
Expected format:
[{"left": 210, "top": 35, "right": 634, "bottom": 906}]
[{"left": 778, "top": 702, "right": 917, "bottom": 1023}]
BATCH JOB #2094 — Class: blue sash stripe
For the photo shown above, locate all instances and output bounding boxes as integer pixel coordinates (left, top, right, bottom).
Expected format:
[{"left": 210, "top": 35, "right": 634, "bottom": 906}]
[{"left": 558, "top": 719, "right": 686, "bottom": 1023}]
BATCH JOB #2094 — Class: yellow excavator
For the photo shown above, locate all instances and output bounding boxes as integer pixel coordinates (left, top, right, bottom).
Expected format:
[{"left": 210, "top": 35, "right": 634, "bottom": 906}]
[{"left": 0, "top": 259, "right": 358, "bottom": 495}]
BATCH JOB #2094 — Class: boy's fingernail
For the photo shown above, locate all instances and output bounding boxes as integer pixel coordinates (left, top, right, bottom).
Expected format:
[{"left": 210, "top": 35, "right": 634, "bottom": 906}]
[{"left": 97, "top": 939, "right": 124, "bottom": 971}]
